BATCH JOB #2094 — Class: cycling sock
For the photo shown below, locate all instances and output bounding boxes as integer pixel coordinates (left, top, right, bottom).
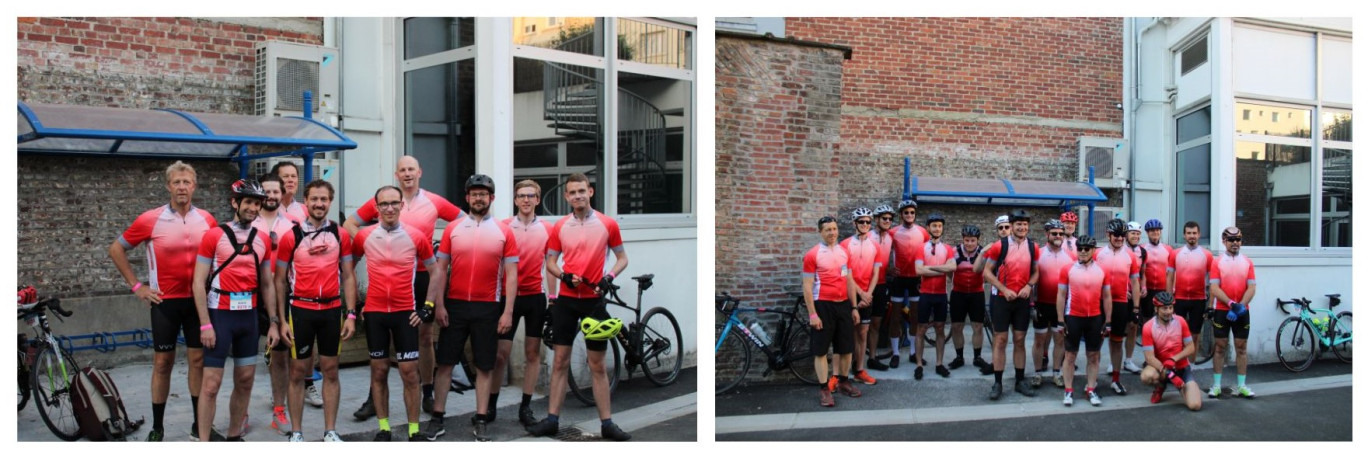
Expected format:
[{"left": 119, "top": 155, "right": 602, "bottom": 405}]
[
  {"left": 431, "top": 411, "right": 445, "bottom": 424},
  {"left": 837, "top": 375, "right": 849, "bottom": 382},
  {"left": 1015, "top": 368, "right": 1025, "bottom": 380},
  {"left": 1212, "top": 374, "right": 1222, "bottom": 388},
  {"left": 488, "top": 393, "right": 499, "bottom": 410},
  {"left": 409, "top": 422, "right": 419, "bottom": 436},
  {"left": 956, "top": 347, "right": 964, "bottom": 358},
  {"left": 521, "top": 393, "right": 533, "bottom": 407},
  {"left": 994, "top": 371, "right": 1003, "bottom": 384},
  {"left": 890, "top": 337, "right": 901, "bottom": 352},
  {"left": 974, "top": 348, "right": 982, "bottom": 359},
  {"left": 547, "top": 414, "right": 560, "bottom": 424},
  {"left": 153, "top": 402, "right": 166, "bottom": 431},
  {"left": 305, "top": 378, "right": 314, "bottom": 388},
  {"left": 601, "top": 418, "right": 614, "bottom": 427},
  {"left": 191, "top": 396, "right": 200, "bottom": 425},
  {"left": 422, "top": 383, "right": 434, "bottom": 399},
  {"left": 378, "top": 418, "right": 390, "bottom": 431},
  {"left": 1112, "top": 370, "right": 1120, "bottom": 382},
  {"left": 1236, "top": 374, "right": 1245, "bottom": 388}
]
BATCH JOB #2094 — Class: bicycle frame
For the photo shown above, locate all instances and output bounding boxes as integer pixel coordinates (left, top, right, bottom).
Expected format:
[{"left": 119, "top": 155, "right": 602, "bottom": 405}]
[
  {"left": 715, "top": 304, "right": 802, "bottom": 374},
  {"left": 600, "top": 279, "right": 670, "bottom": 368},
  {"left": 1283, "top": 298, "right": 1352, "bottom": 349}
]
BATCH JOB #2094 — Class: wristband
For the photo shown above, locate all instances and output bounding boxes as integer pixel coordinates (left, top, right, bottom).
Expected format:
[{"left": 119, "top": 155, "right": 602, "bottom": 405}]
[
  {"left": 547, "top": 295, "right": 557, "bottom": 301},
  {"left": 347, "top": 314, "right": 357, "bottom": 320},
  {"left": 809, "top": 313, "right": 819, "bottom": 320},
  {"left": 200, "top": 324, "right": 213, "bottom": 331},
  {"left": 131, "top": 282, "right": 143, "bottom": 293},
  {"left": 424, "top": 301, "right": 435, "bottom": 308}
]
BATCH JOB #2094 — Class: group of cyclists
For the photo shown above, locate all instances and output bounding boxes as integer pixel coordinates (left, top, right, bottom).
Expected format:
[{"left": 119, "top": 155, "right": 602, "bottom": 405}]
[
  {"left": 802, "top": 199, "right": 1259, "bottom": 410},
  {"left": 105, "top": 157, "right": 633, "bottom": 442}
]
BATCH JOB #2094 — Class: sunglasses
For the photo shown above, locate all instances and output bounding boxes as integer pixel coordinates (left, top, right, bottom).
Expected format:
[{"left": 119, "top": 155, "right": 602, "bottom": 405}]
[
  {"left": 1048, "top": 232, "right": 1064, "bottom": 237},
  {"left": 878, "top": 216, "right": 893, "bottom": 221},
  {"left": 996, "top": 225, "right": 1011, "bottom": 231},
  {"left": 1078, "top": 246, "right": 1096, "bottom": 251},
  {"left": 855, "top": 219, "right": 872, "bottom": 225},
  {"left": 1225, "top": 237, "right": 1243, "bottom": 242},
  {"left": 902, "top": 210, "right": 918, "bottom": 215}
]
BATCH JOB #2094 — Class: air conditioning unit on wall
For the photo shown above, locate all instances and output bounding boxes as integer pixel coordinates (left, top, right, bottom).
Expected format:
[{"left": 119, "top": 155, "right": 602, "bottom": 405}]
[
  {"left": 1078, "top": 137, "right": 1129, "bottom": 189},
  {"left": 255, "top": 41, "right": 339, "bottom": 127},
  {"left": 1080, "top": 206, "right": 1125, "bottom": 237}
]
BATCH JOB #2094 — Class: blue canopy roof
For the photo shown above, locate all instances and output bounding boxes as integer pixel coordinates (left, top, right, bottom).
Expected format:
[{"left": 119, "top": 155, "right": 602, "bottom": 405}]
[{"left": 907, "top": 175, "right": 1108, "bottom": 208}]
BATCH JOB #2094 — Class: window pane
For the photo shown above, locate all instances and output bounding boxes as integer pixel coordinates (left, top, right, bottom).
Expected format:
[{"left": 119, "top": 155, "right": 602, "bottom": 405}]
[
  {"left": 514, "top": 143, "right": 557, "bottom": 168},
  {"left": 1234, "top": 102, "right": 1312, "bottom": 138},
  {"left": 513, "top": 17, "right": 603, "bottom": 57},
  {"left": 1323, "top": 148, "right": 1352, "bottom": 248},
  {"left": 617, "top": 71, "right": 690, "bottom": 214},
  {"left": 1235, "top": 142, "right": 1311, "bottom": 247},
  {"left": 1323, "top": 110, "right": 1352, "bottom": 142},
  {"left": 513, "top": 57, "right": 604, "bottom": 213},
  {"left": 1177, "top": 107, "right": 1210, "bottom": 144},
  {"left": 566, "top": 141, "right": 597, "bottom": 166},
  {"left": 616, "top": 19, "right": 691, "bottom": 70},
  {"left": 1180, "top": 36, "right": 1207, "bottom": 75},
  {"left": 1176, "top": 143, "right": 1211, "bottom": 246},
  {"left": 404, "top": 17, "right": 475, "bottom": 60},
  {"left": 404, "top": 61, "right": 476, "bottom": 202}
]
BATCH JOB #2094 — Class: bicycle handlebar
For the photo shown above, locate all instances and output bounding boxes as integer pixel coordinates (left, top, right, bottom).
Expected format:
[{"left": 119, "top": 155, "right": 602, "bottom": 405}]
[{"left": 1274, "top": 297, "right": 1310, "bottom": 315}]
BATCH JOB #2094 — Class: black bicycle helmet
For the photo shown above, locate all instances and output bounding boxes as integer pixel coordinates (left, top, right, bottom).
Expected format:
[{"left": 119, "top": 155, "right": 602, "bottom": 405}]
[
  {"left": 1106, "top": 218, "right": 1129, "bottom": 236},
  {"left": 898, "top": 199, "right": 918, "bottom": 211},
  {"left": 1152, "top": 291, "right": 1176, "bottom": 307},
  {"left": 1043, "top": 219, "right": 1064, "bottom": 231},
  {"left": 230, "top": 179, "right": 267, "bottom": 200},
  {"left": 465, "top": 174, "right": 495, "bottom": 194},
  {"left": 1075, "top": 234, "right": 1098, "bottom": 249},
  {"left": 926, "top": 212, "right": 945, "bottom": 225},
  {"left": 1008, "top": 209, "right": 1031, "bottom": 223},
  {"left": 961, "top": 225, "right": 981, "bottom": 237}
]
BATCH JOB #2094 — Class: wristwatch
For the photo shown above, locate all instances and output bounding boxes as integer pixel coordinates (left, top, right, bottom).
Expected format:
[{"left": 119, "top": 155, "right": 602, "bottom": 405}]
[{"left": 270, "top": 316, "right": 281, "bottom": 325}]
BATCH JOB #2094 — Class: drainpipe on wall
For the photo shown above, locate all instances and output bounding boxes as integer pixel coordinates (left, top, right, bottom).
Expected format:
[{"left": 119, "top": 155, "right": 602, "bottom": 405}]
[{"left": 1123, "top": 18, "right": 1136, "bottom": 222}]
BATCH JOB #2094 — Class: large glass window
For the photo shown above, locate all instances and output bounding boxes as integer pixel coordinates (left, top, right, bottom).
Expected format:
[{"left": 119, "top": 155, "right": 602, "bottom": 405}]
[
  {"left": 1233, "top": 102, "right": 1350, "bottom": 248},
  {"left": 1175, "top": 107, "right": 1211, "bottom": 245},
  {"left": 404, "top": 18, "right": 475, "bottom": 60},
  {"left": 1235, "top": 141, "right": 1311, "bottom": 247},
  {"left": 513, "top": 56, "right": 606, "bottom": 215},
  {"left": 403, "top": 20, "right": 476, "bottom": 207},
  {"left": 1322, "top": 109, "right": 1352, "bottom": 248},
  {"left": 513, "top": 17, "right": 603, "bottom": 56}
]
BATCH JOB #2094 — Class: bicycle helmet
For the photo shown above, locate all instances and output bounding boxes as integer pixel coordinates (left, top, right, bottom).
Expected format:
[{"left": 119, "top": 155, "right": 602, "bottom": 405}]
[
  {"left": 851, "top": 207, "right": 874, "bottom": 220},
  {"left": 1144, "top": 219, "right": 1164, "bottom": 231},
  {"left": 1151, "top": 291, "right": 1176, "bottom": 307},
  {"left": 994, "top": 215, "right": 1010, "bottom": 226},
  {"left": 1060, "top": 211, "right": 1079, "bottom": 223},
  {"left": 1222, "top": 226, "right": 1242, "bottom": 239},
  {"left": 925, "top": 212, "right": 945, "bottom": 225},
  {"left": 898, "top": 199, "right": 918, "bottom": 211},
  {"left": 873, "top": 204, "right": 895, "bottom": 217},
  {"left": 1106, "top": 218, "right": 1128, "bottom": 236},
  {"left": 230, "top": 179, "right": 267, "bottom": 200},
  {"left": 1127, "top": 221, "right": 1143, "bottom": 233},
  {"left": 580, "top": 316, "right": 624, "bottom": 341},
  {"left": 465, "top": 174, "right": 495, "bottom": 194},
  {"left": 961, "top": 225, "right": 981, "bottom": 237},
  {"left": 1008, "top": 209, "right": 1031, "bottom": 223},
  {"left": 1075, "top": 234, "right": 1098, "bottom": 249},
  {"left": 1043, "top": 219, "right": 1064, "bottom": 231}
]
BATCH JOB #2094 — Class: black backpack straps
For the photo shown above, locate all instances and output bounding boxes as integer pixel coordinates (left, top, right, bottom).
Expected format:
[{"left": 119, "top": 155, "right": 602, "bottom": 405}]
[
  {"left": 993, "top": 237, "right": 1037, "bottom": 278},
  {"left": 1028, "top": 237, "right": 1038, "bottom": 277},
  {"left": 206, "top": 223, "right": 259, "bottom": 292}
]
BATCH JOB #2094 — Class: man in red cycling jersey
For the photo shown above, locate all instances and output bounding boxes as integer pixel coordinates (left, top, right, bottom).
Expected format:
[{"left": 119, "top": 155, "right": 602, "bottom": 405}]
[
  {"left": 1060, "top": 211, "right": 1080, "bottom": 255},
  {"left": 494, "top": 180, "right": 558, "bottom": 426},
  {"left": 948, "top": 225, "right": 987, "bottom": 371},
  {"left": 802, "top": 216, "right": 860, "bottom": 406},
  {"left": 1096, "top": 219, "right": 1141, "bottom": 395},
  {"left": 865, "top": 205, "right": 896, "bottom": 371},
  {"left": 254, "top": 174, "right": 298, "bottom": 434},
  {"left": 915, "top": 212, "right": 955, "bottom": 379},
  {"left": 1166, "top": 221, "right": 1214, "bottom": 374},
  {"left": 108, "top": 161, "right": 219, "bottom": 441},
  {"left": 351, "top": 185, "right": 444, "bottom": 442},
  {"left": 1208, "top": 226, "right": 1257, "bottom": 399},
  {"left": 1133, "top": 219, "right": 1172, "bottom": 372},
  {"left": 192, "top": 179, "right": 280, "bottom": 441},
  {"left": 1032, "top": 219, "right": 1075, "bottom": 388},
  {"left": 888, "top": 200, "right": 930, "bottom": 369},
  {"left": 1120, "top": 221, "right": 1148, "bottom": 376},
  {"left": 1056, "top": 234, "right": 1111, "bottom": 407},
  {"left": 981, "top": 209, "right": 1040, "bottom": 400},
  {"left": 841, "top": 208, "right": 882, "bottom": 385},
  {"left": 345, "top": 156, "right": 464, "bottom": 418},
  {"left": 529, "top": 173, "right": 632, "bottom": 441},
  {"left": 1140, "top": 292, "right": 1202, "bottom": 411},
  {"left": 270, "top": 161, "right": 308, "bottom": 222},
  {"left": 274, "top": 180, "right": 357, "bottom": 442}
]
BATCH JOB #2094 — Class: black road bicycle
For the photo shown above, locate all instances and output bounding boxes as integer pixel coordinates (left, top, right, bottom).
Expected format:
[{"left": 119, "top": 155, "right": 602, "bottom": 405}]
[{"left": 715, "top": 292, "right": 818, "bottom": 394}]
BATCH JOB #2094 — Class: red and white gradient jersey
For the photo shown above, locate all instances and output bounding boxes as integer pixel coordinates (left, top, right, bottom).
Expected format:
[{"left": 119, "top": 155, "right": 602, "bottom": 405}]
[
  {"left": 951, "top": 245, "right": 985, "bottom": 293},
  {"left": 1142, "top": 242, "right": 1173, "bottom": 292},
  {"left": 252, "top": 214, "right": 295, "bottom": 273},
  {"left": 915, "top": 239, "right": 953, "bottom": 295},
  {"left": 840, "top": 234, "right": 882, "bottom": 292},
  {"left": 275, "top": 220, "right": 352, "bottom": 310},
  {"left": 1142, "top": 316, "right": 1193, "bottom": 370},
  {"left": 1062, "top": 235, "right": 1078, "bottom": 257},
  {"left": 1061, "top": 261, "right": 1110, "bottom": 317},
  {"left": 547, "top": 211, "right": 625, "bottom": 299},
  {"left": 504, "top": 216, "right": 553, "bottom": 296},
  {"left": 1167, "top": 245, "right": 1214, "bottom": 301},
  {"left": 353, "top": 189, "right": 464, "bottom": 272},
  {"left": 803, "top": 242, "right": 850, "bottom": 302},
  {"left": 197, "top": 222, "right": 273, "bottom": 310},
  {"left": 1035, "top": 246, "right": 1077, "bottom": 304},
  {"left": 438, "top": 216, "right": 519, "bottom": 302},
  {"left": 1095, "top": 244, "right": 1140, "bottom": 304},
  {"left": 282, "top": 199, "right": 307, "bottom": 223},
  {"left": 353, "top": 223, "right": 436, "bottom": 313},
  {"left": 982, "top": 237, "right": 1038, "bottom": 294},
  {"left": 1209, "top": 252, "right": 1256, "bottom": 311},
  {"left": 872, "top": 229, "right": 893, "bottom": 285},
  {"left": 889, "top": 224, "right": 930, "bottom": 278},
  {"left": 119, "top": 204, "right": 218, "bottom": 299}
]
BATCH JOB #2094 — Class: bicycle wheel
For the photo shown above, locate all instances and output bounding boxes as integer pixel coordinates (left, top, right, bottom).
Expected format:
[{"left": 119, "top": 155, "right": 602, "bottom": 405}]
[
  {"left": 715, "top": 324, "right": 750, "bottom": 394},
  {"left": 30, "top": 345, "right": 82, "bottom": 441},
  {"left": 567, "top": 336, "right": 621, "bottom": 406},
  {"left": 18, "top": 351, "right": 30, "bottom": 411},
  {"left": 639, "top": 307, "right": 683, "bottom": 386},
  {"left": 785, "top": 324, "right": 820, "bottom": 385},
  {"left": 1275, "top": 317, "right": 1316, "bottom": 372},
  {"left": 1330, "top": 311, "right": 1352, "bottom": 364},
  {"left": 1192, "top": 315, "right": 1216, "bottom": 365}
]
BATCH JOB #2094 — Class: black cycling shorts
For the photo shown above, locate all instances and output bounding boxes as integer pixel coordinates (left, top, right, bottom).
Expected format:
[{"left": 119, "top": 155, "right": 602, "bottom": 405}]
[
  {"left": 949, "top": 290, "right": 986, "bottom": 324},
  {"left": 1110, "top": 296, "right": 1135, "bottom": 338},
  {"left": 810, "top": 300, "right": 855, "bottom": 355},
  {"left": 917, "top": 293, "right": 949, "bottom": 323},
  {"left": 1139, "top": 291, "right": 1159, "bottom": 324},
  {"left": 1211, "top": 309, "right": 1251, "bottom": 340},
  {"left": 889, "top": 276, "right": 921, "bottom": 304},
  {"left": 289, "top": 306, "right": 343, "bottom": 360},
  {"left": 413, "top": 270, "right": 433, "bottom": 323},
  {"left": 204, "top": 309, "right": 259, "bottom": 368},
  {"left": 1175, "top": 299, "right": 1208, "bottom": 335},
  {"left": 498, "top": 293, "right": 547, "bottom": 341},
  {"left": 258, "top": 306, "right": 290, "bottom": 352},
  {"left": 990, "top": 296, "right": 1032, "bottom": 333},
  {"left": 1033, "top": 302, "right": 1060, "bottom": 331},
  {"left": 1064, "top": 315, "right": 1106, "bottom": 353},
  {"left": 869, "top": 283, "right": 889, "bottom": 320},
  {"left": 365, "top": 311, "right": 420, "bottom": 362},
  {"left": 150, "top": 298, "right": 202, "bottom": 351},
  {"left": 549, "top": 296, "right": 612, "bottom": 352},
  {"left": 437, "top": 300, "right": 501, "bottom": 371}
]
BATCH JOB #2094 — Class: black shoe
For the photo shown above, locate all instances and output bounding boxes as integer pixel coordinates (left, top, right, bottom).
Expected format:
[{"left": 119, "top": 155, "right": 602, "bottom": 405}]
[
  {"left": 518, "top": 405, "right": 537, "bottom": 426},
  {"left": 420, "top": 419, "right": 446, "bottom": 441},
  {"left": 914, "top": 366, "right": 924, "bottom": 380},
  {"left": 353, "top": 399, "right": 376, "bottom": 421},
  {"left": 409, "top": 432, "right": 431, "bottom": 442},
  {"left": 889, "top": 355, "right": 900, "bottom": 369},
  {"left": 979, "top": 364, "right": 995, "bottom": 376},
  {"left": 947, "top": 356, "right": 965, "bottom": 370},
  {"left": 876, "top": 351, "right": 893, "bottom": 360},
  {"left": 989, "top": 382, "right": 1003, "bottom": 400},
  {"left": 450, "top": 378, "right": 473, "bottom": 395},
  {"left": 972, "top": 356, "right": 989, "bottom": 369},
  {"left": 189, "top": 424, "right": 226, "bottom": 442},
  {"left": 485, "top": 409, "right": 496, "bottom": 424},
  {"left": 919, "top": 357, "right": 928, "bottom": 367},
  {"left": 422, "top": 394, "right": 435, "bottom": 414},
  {"left": 525, "top": 418, "right": 559, "bottom": 437},
  {"left": 866, "top": 358, "right": 889, "bottom": 371},
  {"left": 936, "top": 365, "right": 950, "bottom": 378},
  {"left": 472, "top": 419, "right": 490, "bottom": 442},
  {"left": 1015, "top": 379, "right": 1038, "bottom": 397},
  {"left": 601, "top": 423, "right": 632, "bottom": 442},
  {"left": 373, "top": 430, "right": 392, "bottom": 442}
]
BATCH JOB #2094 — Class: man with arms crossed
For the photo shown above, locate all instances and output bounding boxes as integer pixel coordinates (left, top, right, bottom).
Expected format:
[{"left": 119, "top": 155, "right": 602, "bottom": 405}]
[
  {"left": 914, "top": 213, "right": 955, "bottom": 379},
  {"left": 948, "top": 225, "right": 987, "bottom": 372}
]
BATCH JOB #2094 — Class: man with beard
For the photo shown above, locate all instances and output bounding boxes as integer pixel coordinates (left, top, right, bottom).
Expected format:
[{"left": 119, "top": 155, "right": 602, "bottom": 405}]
[
  {"left": 1060, "top": 211, "right": 1080, "bottom": 255},
  {"left": 1139, "top": 291, "right": 1202, "bottom": 410},
  {"left": 1032, "top": 219, "right": 1075, "bottom": 388},
  {"left": 887, "top": 200, "right": 930, "bottom": 369},
  {"left": 865, "top": 205, "right": 895, "bottom": 371},
  {"left": 840, "top": 207, "right": 881, "bottom": 385},
  {"left": 192, "top": 179, "right": 279, "bottom": 441},
  {"left": 1167, "top": 222, "right": 1214, "bottom": 375},
  {"left": 914, "top": 213, "right": 955, "bottom": 379},
  {"left": 1208, "top": 226, "right": 1257, "bottom": 399},
  {"left": 1118, "top": 221, "right": 1149, "bottom": 376},
  {"left": 254, "top": 174, "right": 297, "bottom": 434}
]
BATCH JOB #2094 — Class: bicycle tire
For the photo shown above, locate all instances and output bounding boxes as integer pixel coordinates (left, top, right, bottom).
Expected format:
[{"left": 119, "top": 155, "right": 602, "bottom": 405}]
[
  {"left": 1275, "top": 317, "right": 1316, "bottom": 372},
  {"left": 31, "top": 345, "right": 82, "bottom": 441},
  {"left": 567, "top": 336, "right": 621, "bottom": 406},
  {"left": 1192, "top": 314, "right": 1216, "bottom": 365},
  {"left": 785, "top": 324, "right": 820, "bottom": 385},
  {"left": 18, "top": 351, "right": 30, "bottom": 411},
  {"left": 1330, "top": 311, "right": 1352, "bottom": 364},
  {"left": 715, "top": 324, "right": 750, "bottom": 395},
  {"left": 639, "top": 307, "right": 683, "bottom": 386}
]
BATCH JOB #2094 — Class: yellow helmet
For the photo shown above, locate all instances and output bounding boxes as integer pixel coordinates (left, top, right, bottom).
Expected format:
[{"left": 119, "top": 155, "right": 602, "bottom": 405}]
[{"left": 580, "top": 317, "right": 623, "bottom": 341}]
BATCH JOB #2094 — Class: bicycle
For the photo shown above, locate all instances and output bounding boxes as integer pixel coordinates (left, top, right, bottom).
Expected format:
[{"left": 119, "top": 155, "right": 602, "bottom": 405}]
[
  {"left": 18, "top": 296, "right": 82, "bottom": 440},
  {"left": 544, "top": 274, "right": 682, "bottom": 406},
  {"left": 1274, "top": 295, "right": 1352, "bottom": 372},
  {"left": 1191, "top": 307, "right": 1217, "bottom": 365},
  {"left": 714, "top": 292, "right": 818, "bottom": 395}
]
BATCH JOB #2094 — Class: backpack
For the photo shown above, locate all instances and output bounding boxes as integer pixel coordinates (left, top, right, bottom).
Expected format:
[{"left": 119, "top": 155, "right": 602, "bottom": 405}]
[
  {"left": 286, "top": 220, "right": 344, "bottom": 304},
  {"left": 71, "top": 366, "right": 143, "bottom": 441},
  {"left": 992, "top": 236, "right": 1038, "bottom": 279},
  {"left": 205, "top": 223, "right": 260, "bottom": 295}
]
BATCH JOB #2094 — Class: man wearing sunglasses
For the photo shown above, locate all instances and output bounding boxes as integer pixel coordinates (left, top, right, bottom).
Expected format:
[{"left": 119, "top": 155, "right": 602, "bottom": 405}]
[
  {"left": 842, "top": 208, "right": 882, "bottom": 385},
  {"left": 1032, "top": 219, "right": 1075, "bottom": 388},
  {"left": 1096, "top": 219, "right": 1142, "bottom": 396},
  {"left": 253, "top": 174, "right": 299, "bottom": 435},
  {"left": 1208, "top": 226, "right": 1257, "bottom": 399},
  {"left": 1166, "top": 221, "right": 1214, "bottom": 378},
  {"left": 865, "top": 205, "right": 896, "bottom": 371},
  {"left": 888, "top": 200, "right": 930, "bottom": 369},
  {"left": 1056, "top": 234, "right": 1110, "bottom": 407}
]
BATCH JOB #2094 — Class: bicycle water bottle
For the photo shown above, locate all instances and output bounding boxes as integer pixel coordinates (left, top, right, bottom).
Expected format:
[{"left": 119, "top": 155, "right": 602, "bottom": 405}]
[
  {"left": 1312, "top": 317, "right": 1329, "bottom": 334},
  {"left": 749, "top": 323, "right": 771, "bottom": 345}
]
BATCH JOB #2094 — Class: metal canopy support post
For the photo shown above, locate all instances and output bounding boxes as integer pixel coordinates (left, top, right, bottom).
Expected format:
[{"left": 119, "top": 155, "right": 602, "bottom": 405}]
[{"left": 1087, "top": 166, "right": 1096, "bottom": 237}]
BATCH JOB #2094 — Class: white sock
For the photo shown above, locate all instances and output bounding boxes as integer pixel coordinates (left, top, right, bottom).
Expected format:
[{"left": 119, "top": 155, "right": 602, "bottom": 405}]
[{"left": 890, "top": 338, "right": 901, "bottom": 353}]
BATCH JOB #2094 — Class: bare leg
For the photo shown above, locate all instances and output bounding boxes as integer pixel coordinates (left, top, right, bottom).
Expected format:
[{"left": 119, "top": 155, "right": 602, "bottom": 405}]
[
  {"left": 992, "top": 331, "right": 1009, "bottom": 371},
  {"left": 320, "top": 357, "right": 340, "bottom": 431},
  {"left": 187, "top": 348, "right": 205, "bottom": 399},
  {"left": 227, "top": 364, "right": 255, "bottom": 437},
  {"left": 151, "top": 352, "right": 174, "bottom": 405},
  {"left": 370, "top": 359, "right": 390, "bottom": 422},
  {"left": 432, "top": 363, "right": 455, "bottom": 412},
  {"left": 868, "top": 317, "right": 883, "bottom": 363},
  {"left": 1062, "top": 351, "right": 1077, "bottom": 391},
  {"left": 399, "top": 361, "right": 420, "bottom": 427},
  {"left": 1211, "top": 338, "right": 1227, "bottom": 384},
  {"left": 915, "top": 323, "right": 928, "bottom": 370},
  {"left": 547, "top": 345, "right": 571, "bottom": 416},
  {"left": 1085, "top": 351, "right": 1100, "bottom": 390},
  {"left": 933, "top": 322, "right": 947, "bottom": 365},
  {"left": 853, "top": 324, "right": 869, "bottom": 372},
  {"left": 522, "top": 338, "right": 543, "bottom": 396},
  {"left": 288, "top": 357, "right": 310, "bottom": 430},
  {"left": 587, "top": 349, "right": 612, "bottom": 420},
  {"left": 475, "top": 368, "right": 494, "bottom": 416},
  {"left": 493, "top": 340, "right": 513, "bottom": 394},
  {"left": 197, "top": 368, "right": 224, "bottom": 441},
  {"left": 1052, "top": 332, "right": 1066, "bottom": 373},
  {"left": 1183, "top": 381, "right": 1204, "bottom": 411},
  {"left": 1234, "top": 338, "right": 1248, "bottom": 378},
  {"left": 270, "top": 348, "right": 288, "bottom": 410},
  {"left": 1012, "top": 330, "right": 1027, "bottom": 371}
]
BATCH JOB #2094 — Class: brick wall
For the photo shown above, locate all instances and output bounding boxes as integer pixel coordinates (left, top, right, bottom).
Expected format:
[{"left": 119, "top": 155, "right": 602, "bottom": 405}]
[{"left": 16, "top": 17, "right": 323, "bottom": 297}]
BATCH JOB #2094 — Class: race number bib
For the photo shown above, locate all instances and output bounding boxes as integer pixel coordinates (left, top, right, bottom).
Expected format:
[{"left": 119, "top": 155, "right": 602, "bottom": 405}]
[{"left": 229, "top": 292, "right": 254, "bottom": 311}]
